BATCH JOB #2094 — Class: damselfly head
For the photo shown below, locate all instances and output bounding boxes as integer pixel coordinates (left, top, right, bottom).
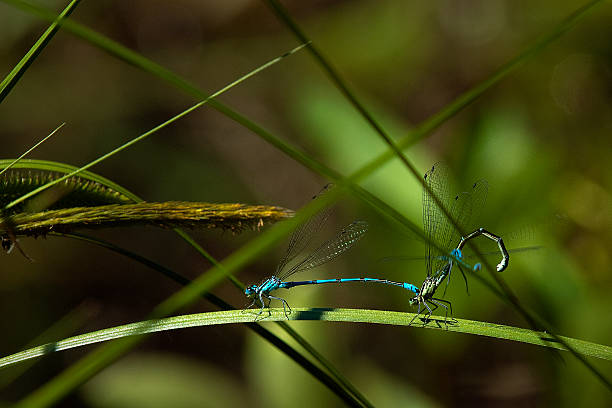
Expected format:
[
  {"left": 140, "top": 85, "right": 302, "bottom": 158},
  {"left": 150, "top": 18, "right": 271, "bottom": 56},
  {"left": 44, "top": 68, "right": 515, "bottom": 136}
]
[{"left": 245, "top": 285, "right": 257, "bottom": 296}]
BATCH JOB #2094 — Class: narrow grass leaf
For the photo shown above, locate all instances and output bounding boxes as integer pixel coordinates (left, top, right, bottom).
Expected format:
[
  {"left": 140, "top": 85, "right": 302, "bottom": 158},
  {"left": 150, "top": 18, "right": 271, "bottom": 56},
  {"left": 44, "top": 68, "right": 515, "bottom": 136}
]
[
  {"left": 4, "top": 308, "right": 611, "bottom": 372},
  {"left": 0, "top": 123, "right": 64, "bottom": 178},
  {"left": 0, "top": 0, "right": 81, "bottom": 103}
]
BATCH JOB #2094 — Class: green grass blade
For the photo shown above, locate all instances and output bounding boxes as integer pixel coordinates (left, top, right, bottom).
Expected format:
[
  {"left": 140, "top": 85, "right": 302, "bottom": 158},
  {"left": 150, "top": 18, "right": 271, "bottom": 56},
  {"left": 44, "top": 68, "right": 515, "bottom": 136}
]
[
  {"left": 5, "top": 308, "right": 611, "bottom": 372},
  {"left": 0, "top": 0, "right": 80, "bottom": 104}
]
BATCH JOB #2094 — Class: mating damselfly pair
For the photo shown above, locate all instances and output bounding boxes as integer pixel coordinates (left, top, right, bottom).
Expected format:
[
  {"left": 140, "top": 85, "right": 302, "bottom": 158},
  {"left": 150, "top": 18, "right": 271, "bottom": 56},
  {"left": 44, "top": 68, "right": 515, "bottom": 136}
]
[{"left": 245, "top": 163, "right": 510, "bottom": 325}]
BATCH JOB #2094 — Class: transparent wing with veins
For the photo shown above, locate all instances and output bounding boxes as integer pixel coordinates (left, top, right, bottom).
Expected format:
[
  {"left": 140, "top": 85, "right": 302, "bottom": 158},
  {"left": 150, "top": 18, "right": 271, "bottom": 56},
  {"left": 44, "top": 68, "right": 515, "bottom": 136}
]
[
  {"left": 279, "top": 220, "right": 368, "bottom": 278},
  {"left": 422, "top": 162, "right": 451, "bottom": 277},
  {"left": 275, "top": 184, "right": 334, "bottom": 275},
  {"left": 433, "top": 179, "right": 488, "bottom": 275},
  {"left": 423, "top": 163, "right": 488, "bottom": 277}
]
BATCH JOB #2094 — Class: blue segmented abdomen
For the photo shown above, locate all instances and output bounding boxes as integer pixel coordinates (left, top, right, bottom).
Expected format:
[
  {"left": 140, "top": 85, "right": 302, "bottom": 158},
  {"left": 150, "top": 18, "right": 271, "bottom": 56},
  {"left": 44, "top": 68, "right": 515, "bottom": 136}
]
[
  {"left": 278, "top": 277, "right": 419, "bottom": 292},
  {"left": 402, "top": 283, "right": 419, "bottom": 293}
]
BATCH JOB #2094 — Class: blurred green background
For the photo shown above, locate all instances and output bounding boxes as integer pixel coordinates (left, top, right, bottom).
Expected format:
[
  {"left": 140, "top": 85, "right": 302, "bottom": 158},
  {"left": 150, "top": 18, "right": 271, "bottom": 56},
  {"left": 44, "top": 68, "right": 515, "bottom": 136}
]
[{"left": 1, "top": 0, "right": 611, "bottom": 406}]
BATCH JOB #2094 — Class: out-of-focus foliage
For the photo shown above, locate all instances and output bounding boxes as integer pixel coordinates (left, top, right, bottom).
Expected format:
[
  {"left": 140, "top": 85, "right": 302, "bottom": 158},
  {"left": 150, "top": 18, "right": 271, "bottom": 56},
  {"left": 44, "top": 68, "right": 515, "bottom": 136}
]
[{"left": 0, "top": 1, "right": 610, "bottom": 407}]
